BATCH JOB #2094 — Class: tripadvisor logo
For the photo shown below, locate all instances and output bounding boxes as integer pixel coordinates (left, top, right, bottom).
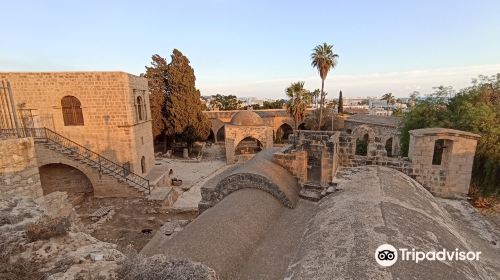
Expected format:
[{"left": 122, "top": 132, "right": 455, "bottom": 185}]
[{"left": 375, "top": 244, "right": 481, "bottom": 267}]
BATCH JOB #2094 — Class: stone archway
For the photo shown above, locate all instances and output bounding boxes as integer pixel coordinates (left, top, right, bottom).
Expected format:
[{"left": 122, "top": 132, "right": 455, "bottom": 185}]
[
  {"left": 385, "top": 137, "right": 393, "bottom": 157},
  {"left": 298, "top": 123, "right": 308, "bottom": 130},
  {"left": 207, "top": 129, "right": 215, "bottom": 142},
  {"left": 355, "top": 134, "right": 369, "bottom": 156},
  {"left": 210, "top": 118, "right": 225, "bottom": 143},
  {"left": 216, "top": 126, "right": 225, "bottom": 142},
  {"left": 275, "top": 123, "right": 294, "bottom": 144},
  {"left": 235, "top": 136, "right": 263, "bottom": 155},
  {"left": 39, "top": 163, "right": 93, "bottom": 196},
  {"left": 351, "top": 124, "right": 376, "bottom": 156}
]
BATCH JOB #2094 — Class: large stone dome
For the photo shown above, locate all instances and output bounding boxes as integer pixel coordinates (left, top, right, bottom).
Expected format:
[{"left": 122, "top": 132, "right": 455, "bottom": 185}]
[{"left": 230, "top": 111, "right": 264, "bottom": 126}]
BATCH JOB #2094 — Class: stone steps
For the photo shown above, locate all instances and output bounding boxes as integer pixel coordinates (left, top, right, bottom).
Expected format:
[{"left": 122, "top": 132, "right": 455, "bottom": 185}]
[{"left": 41, "top": 141, "right": 150, "bottom": 196}]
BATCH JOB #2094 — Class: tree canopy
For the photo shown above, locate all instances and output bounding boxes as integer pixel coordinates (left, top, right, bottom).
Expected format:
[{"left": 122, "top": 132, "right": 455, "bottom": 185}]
[
  {"left": 338, "top": 90, "right": 343, "bottom": 114},
  {"left": 165, "top": 49, "right": 210, "bottom": 144},
  {"left": 143, "top": 54, "right": 168, "bottom": 140},
  {"left": 208, "top": 94, "right": 243, "bottom": 111},
  {"left": 286, "top": 81, "right": 311, "bottom": 129},
  {"left": 400, "top": 74, "right": 500, "bottom": 195},
  {"left": 143, "top": 49, "right": 210, "bottom": 147},
  {"left": 311, "top": 43, "right": 339, "bottom": 129}
]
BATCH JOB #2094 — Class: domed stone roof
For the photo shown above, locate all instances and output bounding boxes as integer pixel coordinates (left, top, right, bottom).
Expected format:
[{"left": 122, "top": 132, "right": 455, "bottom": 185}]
[{"left": 230, "top": 111, "right": 264, "bottom": 126}]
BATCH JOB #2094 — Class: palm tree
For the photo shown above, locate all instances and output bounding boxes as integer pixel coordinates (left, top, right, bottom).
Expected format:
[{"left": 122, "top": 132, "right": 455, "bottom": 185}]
[
  {"left": 286, "top": 81, "right": 311, "bottom": 130},
  {"left": 381, "top": 92, "right": 395, "bottom": 113},
  {"left": 311, "top": 43, "right": 339, "bottom": 130},
  {"left": 309, "top": 89, "right": 320, "bottom": 109}
]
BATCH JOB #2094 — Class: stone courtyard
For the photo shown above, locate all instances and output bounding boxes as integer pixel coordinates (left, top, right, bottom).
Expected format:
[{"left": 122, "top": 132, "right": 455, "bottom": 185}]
[{"left": 0, "top": 73, "right": 498, "bottom": 279}]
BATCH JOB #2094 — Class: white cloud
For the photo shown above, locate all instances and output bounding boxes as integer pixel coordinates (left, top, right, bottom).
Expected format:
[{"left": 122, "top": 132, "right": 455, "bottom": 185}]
[{"left": 198, "top": 64, "right": 500, "bottom": 98}]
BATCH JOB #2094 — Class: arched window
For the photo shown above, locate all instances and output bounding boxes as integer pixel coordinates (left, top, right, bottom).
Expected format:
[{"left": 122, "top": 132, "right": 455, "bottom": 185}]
[
  {"left": 385, "top": 138, "right": 393, "bottom": 157},
  {"left": 355, "top": 133, "right": 369, "bottom": 156},
  {"left": 136, "top": 96, "right": 144, "bottom": 121},
  {"left": 61, "top": 96, "right": 84, "bottom": 126},
  {"left": 141, "top": 156, "right": 146, "bottom": 174},
  {"left": 275, "top": 123, "right": 294, "bottom": 144}
]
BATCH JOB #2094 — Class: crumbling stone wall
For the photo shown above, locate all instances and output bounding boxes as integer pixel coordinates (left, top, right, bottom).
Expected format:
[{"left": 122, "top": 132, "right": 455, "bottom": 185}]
[
  {"left": 273, "top": 131, "right": 341, "bottom": 187},
  {"left": 0, "top": 137, "right": 43, "bottom": 199},
  {"left": 345, "top": 119, "right": 400, "bottom": 157},
  {"left": 273, "top": 150, "right": 307, "bottom": 183},
  {"left": 338, "top": 128, "right": 479, "bottom": 198}
]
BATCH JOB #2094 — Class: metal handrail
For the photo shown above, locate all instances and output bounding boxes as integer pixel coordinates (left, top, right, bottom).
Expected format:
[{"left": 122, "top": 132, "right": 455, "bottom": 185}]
[{"left": 0, "top": 127, "right": 150, "bottom": 194}]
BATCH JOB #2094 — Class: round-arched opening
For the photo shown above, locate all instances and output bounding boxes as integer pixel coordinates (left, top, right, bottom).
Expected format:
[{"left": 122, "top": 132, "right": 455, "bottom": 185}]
[
  {"left": 235, "top": 137, "right": 263, "bottom": 155},
  {"left": 385, "top": 137, "right": 393, "bottom": 157},
  {"left": 275, "top": 123, "right": 294, "bottom": 144},
  {"left": 298, "top": 123, "right": 309, "bottom": 130},
  {"left": 136, "top": 96, "right": 144, "bottom": 121},
  {"left": 39, "top": 163, "right": 93, "bottom": 198},
  {"left": 61, "top": 95, "right": 84, "bottom": 126},
  {"left": 216, "top": 127, "right": 225, "bottom": 142},
  {"left": 346, "top": 129, "right": 352, "bottom": 134},
  {"left": 207, "top": 129, "right": 215, "bottom": 142},
  {"left": 355, "top": 133, "right": 369, "bottom": 156}
]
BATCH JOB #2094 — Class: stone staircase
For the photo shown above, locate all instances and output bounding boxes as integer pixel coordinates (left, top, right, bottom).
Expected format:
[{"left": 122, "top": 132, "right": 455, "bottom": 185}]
[
  {"left": 299, "top": 182, "right": 337, "bottom": 202},
  {"left": 0, "top": 127, "right": 153, "bottom": 196},
  {"left": 37, "top": 139, "right": 151, "bottom": 195}
]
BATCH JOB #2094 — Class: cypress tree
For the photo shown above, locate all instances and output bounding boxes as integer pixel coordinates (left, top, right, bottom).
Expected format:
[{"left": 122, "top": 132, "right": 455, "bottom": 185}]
[
  {"left": 143, "top": 55, "right": 168, "bottom": 141},
  {"left": 338, "top": 90, "right": 344, "bottom": 114},
  {"left": 165, "top": 49, "right": 210, "bottom": 147}
]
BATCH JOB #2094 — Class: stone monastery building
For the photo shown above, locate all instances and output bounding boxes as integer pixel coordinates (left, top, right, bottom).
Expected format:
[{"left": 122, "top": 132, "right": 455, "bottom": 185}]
[{"left": 0, "top": 72, "right": 156, "bottom": 197}]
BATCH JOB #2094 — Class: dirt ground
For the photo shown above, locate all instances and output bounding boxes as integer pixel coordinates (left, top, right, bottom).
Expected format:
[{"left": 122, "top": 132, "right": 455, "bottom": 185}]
[
  {"left": 75, "top": 196, "right": 198, "bottom": 252},
  {"left": 72, "top": 144, "right": 227, "bottom": 252}
]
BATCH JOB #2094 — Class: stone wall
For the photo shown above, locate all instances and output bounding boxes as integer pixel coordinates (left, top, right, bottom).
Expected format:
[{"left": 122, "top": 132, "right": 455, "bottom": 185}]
[
  {"left": 273, "top": 150, "right": 307, "bottom": 183},
  {"left": 345, "top": 118, "right": 401, "bottom": 156},
  {"left": 338, "top": 128, "right": 480, "bottom": 198},
  {"left": 0, "top": 72, "right": 154, "bottom": 175},
  {"left": 0, "top": 137, "right": 43, "bottom": 199},
  {"left": 273, "top": 131, "right": 341, "bottom": 187}
]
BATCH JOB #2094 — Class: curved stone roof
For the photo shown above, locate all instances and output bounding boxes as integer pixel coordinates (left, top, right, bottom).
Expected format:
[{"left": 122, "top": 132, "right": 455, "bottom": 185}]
[
  {"left": 198, "top": 148, "right": 300, "bottom": 211},
  {"left": 142, "top": 166, "right": 500, "bottom": 279},
  {"left": 230, "top": 110, "right": 264, "bottom": 126}
]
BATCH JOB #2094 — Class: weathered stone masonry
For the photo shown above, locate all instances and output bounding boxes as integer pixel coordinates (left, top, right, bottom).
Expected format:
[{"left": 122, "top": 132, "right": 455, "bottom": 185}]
[
  {"left": 0, "top": 137, "right": 43, "bottom": 199},
  {"left": 0, "top": 72, "right": 154, "bottom": 175},
  {"left": 337, "top": 128, "right": 479, "bottom": 198}
]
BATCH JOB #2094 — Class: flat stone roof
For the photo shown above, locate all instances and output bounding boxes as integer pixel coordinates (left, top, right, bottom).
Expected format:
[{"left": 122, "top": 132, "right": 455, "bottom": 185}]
[
  {"left": 409, "top": 127, "right": 481, "bottom": 139},
  {"left": 345, "top": 114, "right": 401, "bottom": 127}
]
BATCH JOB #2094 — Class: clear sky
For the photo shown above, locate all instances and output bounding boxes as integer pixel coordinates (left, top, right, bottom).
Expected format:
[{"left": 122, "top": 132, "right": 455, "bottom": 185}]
[{"left": 2, "top": 0, "right": 500, "bottom": 98}]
